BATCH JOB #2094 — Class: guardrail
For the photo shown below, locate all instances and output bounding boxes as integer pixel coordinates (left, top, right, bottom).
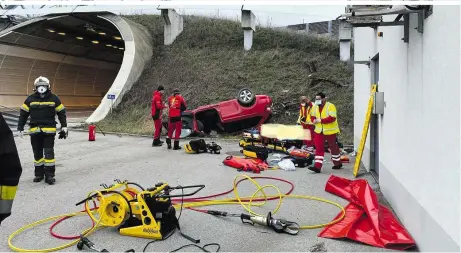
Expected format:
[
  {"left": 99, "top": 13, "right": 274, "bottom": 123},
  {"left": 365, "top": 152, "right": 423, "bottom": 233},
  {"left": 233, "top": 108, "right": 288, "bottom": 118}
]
[{"left": 0, "top": 104, "right": 27, "bottom": 132}]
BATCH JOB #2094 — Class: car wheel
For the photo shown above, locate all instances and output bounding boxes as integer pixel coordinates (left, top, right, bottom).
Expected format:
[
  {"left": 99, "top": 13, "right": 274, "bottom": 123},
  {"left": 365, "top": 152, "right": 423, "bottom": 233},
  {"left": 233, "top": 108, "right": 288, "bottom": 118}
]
[{"left": 237, "top": 88, "right": 256, "bottom": 107}]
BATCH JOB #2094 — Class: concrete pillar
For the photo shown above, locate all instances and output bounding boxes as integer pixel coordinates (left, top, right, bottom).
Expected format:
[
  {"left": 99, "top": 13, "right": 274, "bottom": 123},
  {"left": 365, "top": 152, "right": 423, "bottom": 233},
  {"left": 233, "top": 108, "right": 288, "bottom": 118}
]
[
  {"left": 338, "top": 20, "right": 352, "bottom": 61},
  {"left": 241, "top": 9, "right": 256, "bottom": 51},
  {"left": 161, "top": 8, "right": 183, "bottom": 45}
]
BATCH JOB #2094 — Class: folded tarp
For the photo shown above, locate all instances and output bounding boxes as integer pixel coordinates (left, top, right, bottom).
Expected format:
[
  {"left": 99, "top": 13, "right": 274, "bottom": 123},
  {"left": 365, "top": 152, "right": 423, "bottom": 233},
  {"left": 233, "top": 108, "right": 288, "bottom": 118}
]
[{"left": 319, "top": 175, "right": 416, "bottom": 250}]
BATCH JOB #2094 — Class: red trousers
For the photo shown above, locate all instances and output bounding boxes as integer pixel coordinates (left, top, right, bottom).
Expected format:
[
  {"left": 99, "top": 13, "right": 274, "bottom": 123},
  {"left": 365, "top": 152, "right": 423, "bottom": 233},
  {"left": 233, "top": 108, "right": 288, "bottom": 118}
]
[
  {"left": 301, "top": 123, "right": 315, "bottom": 153},
  {"left": 167, "top": 119, "right": 182, "bottom": 140},
  {"left": 153, "top": 119, "right": 162, "bottom": 139},
  {"left": 314, "top": 132, "right": 341, "bottom": 169}
]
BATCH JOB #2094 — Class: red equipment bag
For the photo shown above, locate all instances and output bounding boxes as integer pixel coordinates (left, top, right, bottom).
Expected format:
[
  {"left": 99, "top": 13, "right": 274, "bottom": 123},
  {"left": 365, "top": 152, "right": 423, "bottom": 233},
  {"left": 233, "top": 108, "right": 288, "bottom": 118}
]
[{"left": 223, "top": 156, "right": 269, "bottom": 173}]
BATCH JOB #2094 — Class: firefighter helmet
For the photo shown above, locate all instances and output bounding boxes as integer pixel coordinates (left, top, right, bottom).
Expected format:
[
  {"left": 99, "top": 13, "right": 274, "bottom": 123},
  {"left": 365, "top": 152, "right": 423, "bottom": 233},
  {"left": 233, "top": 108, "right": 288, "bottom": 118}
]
[{"left": 34, "top": 76, "right": 50, "bottom": 88}]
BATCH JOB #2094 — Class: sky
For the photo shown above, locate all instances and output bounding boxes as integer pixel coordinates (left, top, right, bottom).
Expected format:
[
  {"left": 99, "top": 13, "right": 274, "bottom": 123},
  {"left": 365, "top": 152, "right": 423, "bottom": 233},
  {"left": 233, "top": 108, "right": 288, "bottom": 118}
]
[{"left": 15, "top": 5, "right": 347, "bottom": 27}]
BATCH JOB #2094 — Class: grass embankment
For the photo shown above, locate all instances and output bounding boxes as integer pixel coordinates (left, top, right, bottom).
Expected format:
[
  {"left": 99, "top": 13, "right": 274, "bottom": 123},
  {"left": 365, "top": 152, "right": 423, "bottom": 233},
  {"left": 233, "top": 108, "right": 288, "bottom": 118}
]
[{"left": 97, "top": 15, "right": 354, "bottom": 144}]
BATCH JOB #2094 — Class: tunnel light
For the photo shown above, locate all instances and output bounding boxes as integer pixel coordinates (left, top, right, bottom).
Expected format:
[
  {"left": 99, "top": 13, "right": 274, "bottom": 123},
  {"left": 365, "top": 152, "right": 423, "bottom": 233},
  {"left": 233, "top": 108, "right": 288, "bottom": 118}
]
[
  {"left": 57, "top": 32, "right": 66, "bottom": 36},
  {"left": 105, "top": 44, "right": 112, "bottom": 47},
  {"left": 113, "top": 36, "right": 122, "bottom": 40},
  {"left": 47, "top": 29, "right": 55, "bottom": 33},
  {"left": 98, "top": 32, "right": 106, "bottom": 35},
  {"left": 76, "top": 36, "right": 83, "bottom": 40},
  {"left": 119, "top": 47, "right": 124, "bottom": 50},
  {"left": 91, "top": 40, "right": 99, "bottom": 44}
]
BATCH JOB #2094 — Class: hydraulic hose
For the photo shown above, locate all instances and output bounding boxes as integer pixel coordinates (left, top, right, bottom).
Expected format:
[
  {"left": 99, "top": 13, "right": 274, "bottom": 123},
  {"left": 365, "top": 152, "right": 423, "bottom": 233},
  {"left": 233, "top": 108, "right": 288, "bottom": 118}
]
[
  {"left": 8, "top": 175, "right": 346, "bottom": 252},
  {"left": 8, "top": 190, "right": 106, "bottom": 252}
]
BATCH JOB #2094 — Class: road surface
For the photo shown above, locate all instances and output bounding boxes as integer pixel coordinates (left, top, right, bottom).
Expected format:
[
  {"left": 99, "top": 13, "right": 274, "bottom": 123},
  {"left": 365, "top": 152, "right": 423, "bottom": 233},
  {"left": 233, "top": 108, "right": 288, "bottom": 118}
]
[{"left": 0, "top": 131, "right": 393, "bottom": 252}]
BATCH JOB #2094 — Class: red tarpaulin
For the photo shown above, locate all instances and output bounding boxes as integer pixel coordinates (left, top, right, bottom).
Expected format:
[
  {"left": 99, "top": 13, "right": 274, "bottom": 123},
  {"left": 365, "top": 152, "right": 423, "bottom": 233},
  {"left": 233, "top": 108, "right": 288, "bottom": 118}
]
[{"left": 318, "top": 175, "right": 416, "bottom": 250}]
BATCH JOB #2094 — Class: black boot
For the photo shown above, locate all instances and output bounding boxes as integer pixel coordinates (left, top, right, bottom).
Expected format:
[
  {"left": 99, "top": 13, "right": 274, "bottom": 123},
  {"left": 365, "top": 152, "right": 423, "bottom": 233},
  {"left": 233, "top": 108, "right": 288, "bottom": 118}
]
[
  {"left": 45, "top": 176, "right": 55, "bottom": 185},
  {"left": 332, "top": 163, "right": 343, "bottom": 170},
  {"left": 33, "top": 166, "right": 44, "bottom": 182},
  {"left": 33, "top": 176, "right": 44, "bottom": 182},
  {"left": 152, "top": 138, "right": 163, "bottom": 146},
  {"left": 307, "top": 166, "right": 321, "bottom": 173},
  {"left": 173, "top": 140, "right": 181, "bottom": 150},
  {"left": 44, "top": 166, "right": 56, "bottom": 185},
  {"left": 166, "top": 138, "right": 172, "bottom": 149}
]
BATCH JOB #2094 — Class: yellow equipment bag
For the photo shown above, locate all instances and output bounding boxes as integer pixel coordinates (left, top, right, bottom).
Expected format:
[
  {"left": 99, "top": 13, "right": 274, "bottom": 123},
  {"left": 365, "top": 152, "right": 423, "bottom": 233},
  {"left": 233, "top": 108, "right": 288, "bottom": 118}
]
[{"left": 241, "top": 145, "right": 269, "bottom": 161}]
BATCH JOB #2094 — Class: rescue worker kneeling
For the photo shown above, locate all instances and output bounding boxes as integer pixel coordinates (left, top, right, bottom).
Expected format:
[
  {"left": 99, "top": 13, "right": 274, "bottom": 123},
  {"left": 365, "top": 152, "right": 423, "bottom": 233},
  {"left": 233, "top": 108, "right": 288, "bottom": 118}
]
[
  {"left": 17, "top": 76, "right": 68, "bottom": 185},
  {"left": 166, "top": 89, "right": 187, "bottom": 150}
]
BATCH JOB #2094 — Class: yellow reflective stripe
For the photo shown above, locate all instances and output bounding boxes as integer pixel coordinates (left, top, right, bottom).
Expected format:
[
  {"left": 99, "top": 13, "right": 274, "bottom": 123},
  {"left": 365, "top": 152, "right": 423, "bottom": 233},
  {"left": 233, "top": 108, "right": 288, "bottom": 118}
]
[
  {"left": 30, "top": 102, "right": 55, "bottom": 107},
  {"left": 0, "top": 185, "right": 17, "bottom": 200},
  {"left": 41, "top": 127, "right": 56, "bottom": 133},
  {"left": 44, "top": 159, "right": 55, "bottom": 166},
  {"left": 55, "top": 104, "right": 65, "bottom": 112},
  {"left": 34, "top": 158, "right": 45, "bottom": 165},
  {"left": 29, "top": 127, "right": 40, "bottom": 133},
  {"left": 21, "top": 104, "right": 29, "bottom": 112}
]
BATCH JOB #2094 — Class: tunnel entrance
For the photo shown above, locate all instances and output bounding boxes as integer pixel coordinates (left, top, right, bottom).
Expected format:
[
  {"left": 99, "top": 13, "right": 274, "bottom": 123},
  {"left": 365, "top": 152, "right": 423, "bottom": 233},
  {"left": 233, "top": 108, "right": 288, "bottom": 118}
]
[{"left": 0, "top": 12, "right": 123, "bottom": 111}]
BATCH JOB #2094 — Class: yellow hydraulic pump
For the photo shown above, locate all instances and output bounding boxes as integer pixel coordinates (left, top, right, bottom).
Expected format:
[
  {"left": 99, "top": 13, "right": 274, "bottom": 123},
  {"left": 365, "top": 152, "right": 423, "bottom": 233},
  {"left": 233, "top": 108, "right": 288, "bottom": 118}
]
[{"left": 76, "top": 180, "right": 205, "bottom": 241}]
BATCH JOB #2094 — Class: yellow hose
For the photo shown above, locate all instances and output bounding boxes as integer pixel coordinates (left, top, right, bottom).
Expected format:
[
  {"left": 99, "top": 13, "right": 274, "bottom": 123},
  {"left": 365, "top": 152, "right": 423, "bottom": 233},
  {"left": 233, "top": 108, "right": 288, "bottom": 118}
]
[{"left": 8, "top": 175, "right": 346, "bottom": 252}]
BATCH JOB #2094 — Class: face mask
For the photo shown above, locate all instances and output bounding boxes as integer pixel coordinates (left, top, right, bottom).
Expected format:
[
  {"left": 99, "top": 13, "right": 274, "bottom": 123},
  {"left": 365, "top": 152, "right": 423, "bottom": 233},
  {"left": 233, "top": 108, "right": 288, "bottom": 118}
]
[
  {"left": 315, "top": 100, "right": 322, "bottom": 105},
  {"left": 37, "top": 86, "right": 48, "bottom": 94},
  {"left": 300, "top": 103, "right": 306, "bottom": 106}
]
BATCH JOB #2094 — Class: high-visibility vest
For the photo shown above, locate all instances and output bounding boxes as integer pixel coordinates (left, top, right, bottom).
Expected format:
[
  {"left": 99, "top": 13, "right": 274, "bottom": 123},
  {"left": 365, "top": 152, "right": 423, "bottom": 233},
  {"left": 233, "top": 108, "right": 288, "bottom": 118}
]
[
  {"left": 311, "top": 102, "right": 340, "bottom": 135},
  {"left": 297, "top": 105, "right": 312, "bottom": 124}
]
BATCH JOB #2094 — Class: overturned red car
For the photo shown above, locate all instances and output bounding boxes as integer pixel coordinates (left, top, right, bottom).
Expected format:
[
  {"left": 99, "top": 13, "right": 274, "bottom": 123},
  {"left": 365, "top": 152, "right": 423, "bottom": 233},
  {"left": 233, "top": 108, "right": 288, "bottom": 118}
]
[{"left": 164, "top": 88, "right": 273, "bottom": 138}]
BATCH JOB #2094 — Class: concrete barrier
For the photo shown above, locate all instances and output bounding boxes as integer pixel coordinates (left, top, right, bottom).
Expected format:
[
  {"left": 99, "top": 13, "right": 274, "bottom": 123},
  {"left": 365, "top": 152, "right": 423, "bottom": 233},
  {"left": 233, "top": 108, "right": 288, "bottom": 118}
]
[{"left": 86, "top": 14, "right": 153, "bottom": 123}]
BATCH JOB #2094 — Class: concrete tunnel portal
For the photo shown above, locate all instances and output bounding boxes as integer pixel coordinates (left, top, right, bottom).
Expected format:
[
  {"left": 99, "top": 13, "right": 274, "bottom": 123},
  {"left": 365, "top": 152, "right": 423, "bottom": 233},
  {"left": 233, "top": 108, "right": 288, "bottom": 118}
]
[{"left": 0, "top": 11, "right": 153, "bottom": 123}]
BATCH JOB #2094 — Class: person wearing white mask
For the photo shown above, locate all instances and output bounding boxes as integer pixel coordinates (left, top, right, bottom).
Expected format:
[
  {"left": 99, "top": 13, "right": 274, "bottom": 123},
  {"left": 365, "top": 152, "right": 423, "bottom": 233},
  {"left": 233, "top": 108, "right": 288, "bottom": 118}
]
[
  {"left": 308, "top": 92, "right": 342, "bottom": 173},
  {"left": 296, "top": 96, "right": 315, "bottom": 153},
  {"left": 17, "top": 76, "right": 68, "bottom": 185}
]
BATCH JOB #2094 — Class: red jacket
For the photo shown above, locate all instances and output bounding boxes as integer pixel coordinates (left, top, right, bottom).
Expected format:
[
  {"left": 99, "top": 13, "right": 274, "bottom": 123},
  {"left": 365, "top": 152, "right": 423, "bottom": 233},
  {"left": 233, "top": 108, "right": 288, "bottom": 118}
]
[
  {"left": 151, "top": 90, "right": 165, "bottom": 119},
  {"left": 168, "top": 94, "right": 186, "bottom": 118}
]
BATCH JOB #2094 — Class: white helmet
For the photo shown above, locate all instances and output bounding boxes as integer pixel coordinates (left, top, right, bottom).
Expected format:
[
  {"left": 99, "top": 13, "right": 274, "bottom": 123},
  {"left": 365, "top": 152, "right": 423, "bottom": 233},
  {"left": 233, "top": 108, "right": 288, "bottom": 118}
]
[
  {"left": 34, "top": 76, "right": 50, "bottom": 94},
  {"left": 34, "top": 76, "right": 50, "bottom": 87}
]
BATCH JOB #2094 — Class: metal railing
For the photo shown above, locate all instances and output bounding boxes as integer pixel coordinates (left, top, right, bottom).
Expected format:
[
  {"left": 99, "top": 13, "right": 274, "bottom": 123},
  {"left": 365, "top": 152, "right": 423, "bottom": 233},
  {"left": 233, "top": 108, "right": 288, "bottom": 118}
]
[{"left": 0, "top": 104, "right": 27, "bottom": 131}]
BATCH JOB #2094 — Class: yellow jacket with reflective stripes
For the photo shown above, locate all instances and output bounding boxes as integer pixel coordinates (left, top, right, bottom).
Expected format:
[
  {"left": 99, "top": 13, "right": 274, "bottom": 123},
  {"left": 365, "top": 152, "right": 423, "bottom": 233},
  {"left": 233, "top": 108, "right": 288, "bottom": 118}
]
[
  {"left": 310, "top": 102, "right": 340, "bottom": 135},
  {"left": 297, "top": 102, "right": 313, "bottom": 125},
  {"left": 0, "top": 112, "right": 22, "bottom": 224},
  {"left": 17, "top": 91, "right": 67, "bottom": 133}
]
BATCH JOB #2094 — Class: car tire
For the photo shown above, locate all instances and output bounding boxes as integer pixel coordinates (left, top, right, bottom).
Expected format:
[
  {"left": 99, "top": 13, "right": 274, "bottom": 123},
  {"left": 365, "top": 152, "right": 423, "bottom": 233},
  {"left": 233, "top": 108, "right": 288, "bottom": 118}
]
[{"left": 237, "top": 88, "right": 256, "bottom": 107}]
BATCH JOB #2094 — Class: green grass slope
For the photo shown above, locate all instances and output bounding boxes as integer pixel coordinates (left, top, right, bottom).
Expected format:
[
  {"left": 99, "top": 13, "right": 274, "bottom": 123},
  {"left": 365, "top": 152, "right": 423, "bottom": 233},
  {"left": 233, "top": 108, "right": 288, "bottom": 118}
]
[{"left": 97, "top": 15, "right": 354, "bottom": 144}]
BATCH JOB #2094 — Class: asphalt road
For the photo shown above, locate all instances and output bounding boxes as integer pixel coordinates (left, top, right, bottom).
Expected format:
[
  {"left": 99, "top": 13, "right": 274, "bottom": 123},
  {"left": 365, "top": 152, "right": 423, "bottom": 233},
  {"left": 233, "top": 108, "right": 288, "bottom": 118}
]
[{"left": 0, "top": 131, "right": 393, "bottom": 252}]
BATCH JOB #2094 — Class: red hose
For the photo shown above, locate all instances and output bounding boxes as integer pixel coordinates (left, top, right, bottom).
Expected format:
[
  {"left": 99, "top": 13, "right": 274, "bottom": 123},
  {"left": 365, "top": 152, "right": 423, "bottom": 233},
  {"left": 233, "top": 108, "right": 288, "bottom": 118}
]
[
  {"left": 49, "top": 201, "right": 98, "bottom": 240},
  {"left": 49, "top": 176, "right": 295, "bottom": 239}
]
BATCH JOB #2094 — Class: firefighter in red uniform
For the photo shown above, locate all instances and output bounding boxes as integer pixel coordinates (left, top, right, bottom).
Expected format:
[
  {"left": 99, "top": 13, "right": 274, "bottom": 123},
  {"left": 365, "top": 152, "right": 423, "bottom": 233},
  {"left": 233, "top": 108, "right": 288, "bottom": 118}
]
[
  {"left": 297, "top": 96, "right": 315, "bottom": 153},
  {"left": 151, "top": 85, "right": 166, "bottom": 147},
  {"left": 167, "top": 89, "right": 186, "bottom": 150},
  {"left": 308, "top": 92, "right": 343, "bottom": 173}
]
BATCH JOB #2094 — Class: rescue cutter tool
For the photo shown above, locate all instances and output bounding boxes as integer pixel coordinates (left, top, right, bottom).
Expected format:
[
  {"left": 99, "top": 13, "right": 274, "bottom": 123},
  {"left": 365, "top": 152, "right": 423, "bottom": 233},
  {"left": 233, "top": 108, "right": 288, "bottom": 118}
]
[{"left": 240, "top": 212, "right": 300, "bottom": 235}]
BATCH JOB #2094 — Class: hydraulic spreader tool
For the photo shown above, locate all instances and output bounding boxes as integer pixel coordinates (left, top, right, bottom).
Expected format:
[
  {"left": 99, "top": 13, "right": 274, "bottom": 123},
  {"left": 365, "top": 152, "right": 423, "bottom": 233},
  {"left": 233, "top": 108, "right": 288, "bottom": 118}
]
[{"left": 8, "top": 175, "right": 346, "bottom": 252}]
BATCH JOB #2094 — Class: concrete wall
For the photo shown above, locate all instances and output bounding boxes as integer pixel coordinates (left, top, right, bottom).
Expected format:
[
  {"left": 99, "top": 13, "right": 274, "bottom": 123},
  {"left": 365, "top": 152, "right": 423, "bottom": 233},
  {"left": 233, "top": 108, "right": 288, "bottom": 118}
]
[
  {"left": 0, "top": 44, "right": 119, "bottom": 108},
  {"left": 86, "top": 14, "right": 153, "bottom": 123},
  {"left": 353, "top": 6, "right": 460, "bottom": 251}
]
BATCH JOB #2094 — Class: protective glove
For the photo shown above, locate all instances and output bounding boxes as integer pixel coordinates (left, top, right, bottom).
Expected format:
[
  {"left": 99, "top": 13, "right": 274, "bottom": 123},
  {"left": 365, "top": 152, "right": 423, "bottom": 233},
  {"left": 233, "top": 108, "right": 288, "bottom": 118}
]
[
  {"left": 58, "top": 127, "right": 68, "bottom": 139},
  {"left": 18, "top": 131, "right": 23, "bottom": 138}
]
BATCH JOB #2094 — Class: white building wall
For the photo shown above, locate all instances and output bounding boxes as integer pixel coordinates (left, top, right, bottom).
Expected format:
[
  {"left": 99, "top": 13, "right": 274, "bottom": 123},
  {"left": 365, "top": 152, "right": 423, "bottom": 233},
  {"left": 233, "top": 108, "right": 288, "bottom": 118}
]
[{"left": 353, "top": 6, "right": 460, "bottom": 251}]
